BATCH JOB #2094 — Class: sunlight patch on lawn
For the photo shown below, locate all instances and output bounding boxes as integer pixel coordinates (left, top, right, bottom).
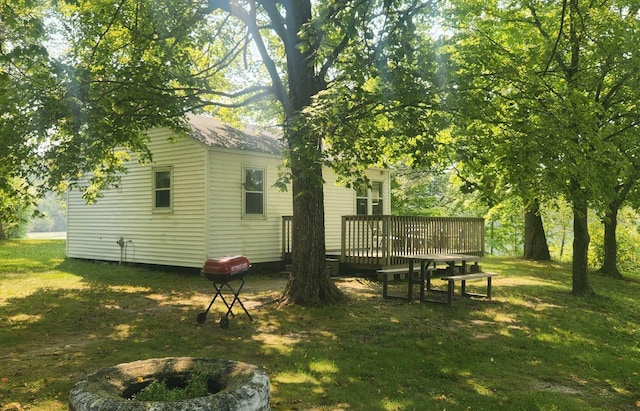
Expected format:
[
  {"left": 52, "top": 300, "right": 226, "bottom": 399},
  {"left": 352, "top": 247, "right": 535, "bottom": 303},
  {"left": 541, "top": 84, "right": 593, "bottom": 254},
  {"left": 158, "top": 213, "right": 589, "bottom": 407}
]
[
  {"left": 252, "top": 332, "right": 303, "bottom": 354},
  {"left": 467, "top": 377, "right": 497, "bottom": 396},
  {"left": 0, "top": 272, "right": 86, "bottom": 306},
  {"left": 146, "top": 291, "right": 203, "bottom": 308},
  {"left": 381, "top": 398, "right": 412, "bottom": 411},
  {"left": 309, "top": 359, "right": 338, "bottom": 374},
  {"left": 7, "top": 313, "right": 42, "bottom": 327},
  {"left": 605, "top": 378, "right": 633, "bottom": 395},
  {"left": 109, "top": 324, "right": 132, "bottom": 340},
  {"left": 109, "top": 285, "right": 152, "bottom": 294},
  {"left": 273, "top": 371, "right": 320, "bottom": 386}
]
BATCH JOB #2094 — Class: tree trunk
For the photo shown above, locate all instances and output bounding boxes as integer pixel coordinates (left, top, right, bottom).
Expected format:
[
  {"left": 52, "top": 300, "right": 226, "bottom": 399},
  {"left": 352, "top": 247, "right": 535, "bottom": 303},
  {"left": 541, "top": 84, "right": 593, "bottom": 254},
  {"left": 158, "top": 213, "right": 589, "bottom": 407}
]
[
  {"left": 571, "top": 197, "right": 594, "bottom": 296},
  {"left": 278, "top": 1, "right": 344, "bottom": 306},
  {"left": 523, "top": 200, "right": 551, "bottom": 261},
  {"left": 598, "top": 203, "right": 624, "bottom": 279},
  {"left": 0, "top": 220, "right": 5, "bottom": 240},
  {"left": 280, "top": 161, "right": 345, "bottom": 306}
]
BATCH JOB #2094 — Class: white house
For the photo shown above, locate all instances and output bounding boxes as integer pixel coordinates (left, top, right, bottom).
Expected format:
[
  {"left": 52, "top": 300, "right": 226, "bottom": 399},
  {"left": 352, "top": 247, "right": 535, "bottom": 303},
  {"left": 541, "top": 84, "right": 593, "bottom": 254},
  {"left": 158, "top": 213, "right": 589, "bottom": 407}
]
[{"left": 66, "top": 114, "right": 391, "bottom": 268}]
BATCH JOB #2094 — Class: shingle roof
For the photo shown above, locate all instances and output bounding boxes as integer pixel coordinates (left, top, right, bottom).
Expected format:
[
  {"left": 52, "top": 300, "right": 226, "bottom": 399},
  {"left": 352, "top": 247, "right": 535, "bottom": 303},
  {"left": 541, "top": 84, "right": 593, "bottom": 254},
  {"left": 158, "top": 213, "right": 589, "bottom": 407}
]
[{"left": 187, "top": 114, "right": 283, "bottom": 155}]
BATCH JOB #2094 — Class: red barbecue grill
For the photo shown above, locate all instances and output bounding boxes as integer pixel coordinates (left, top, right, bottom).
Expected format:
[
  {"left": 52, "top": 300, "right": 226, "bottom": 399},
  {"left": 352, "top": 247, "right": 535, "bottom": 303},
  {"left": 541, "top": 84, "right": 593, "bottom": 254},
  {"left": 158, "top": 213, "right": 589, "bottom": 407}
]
[{"left": 196, "top": 255, "right": 253, "bottom": 328}]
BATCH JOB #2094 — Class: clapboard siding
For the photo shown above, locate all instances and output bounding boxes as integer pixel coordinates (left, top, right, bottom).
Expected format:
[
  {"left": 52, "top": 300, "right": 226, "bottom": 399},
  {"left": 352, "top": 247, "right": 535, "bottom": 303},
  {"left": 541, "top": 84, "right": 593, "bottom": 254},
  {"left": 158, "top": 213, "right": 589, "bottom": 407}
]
[
  {"left": 324, "top": 169, "right": 353, "bottom": 251},
  {"left": 323, "top": 169, "right": 391, "bottom": 251},
  {"left": 67, "top": 117, "right": 392, "bottom": 268},
  {"left": 67, "top": 129, "right": 208, "bottom": 267},
  {"left": 206, "top": 148, "right": 292, "bottom": 263}
]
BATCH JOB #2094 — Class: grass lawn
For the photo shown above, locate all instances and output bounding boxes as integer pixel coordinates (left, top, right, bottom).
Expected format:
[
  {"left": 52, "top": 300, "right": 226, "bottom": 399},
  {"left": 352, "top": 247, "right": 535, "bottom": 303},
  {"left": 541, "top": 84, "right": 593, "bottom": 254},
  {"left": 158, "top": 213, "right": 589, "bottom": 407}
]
[{"left": 1, "top": 240, "right": 639, "bottom": 410}]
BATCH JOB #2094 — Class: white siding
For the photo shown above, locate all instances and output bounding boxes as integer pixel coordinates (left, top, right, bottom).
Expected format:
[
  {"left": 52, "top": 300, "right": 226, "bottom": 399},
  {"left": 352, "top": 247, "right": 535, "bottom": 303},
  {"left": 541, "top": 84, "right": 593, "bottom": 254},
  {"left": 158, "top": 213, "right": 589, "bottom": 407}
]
[
  {"left": 206, "top": 148, "right": 292, "bottom": 263},
  {"left": 67, "top": 129, "right": 208, "bottom": 267},
  {"left": 323, "top": 169, "right": 353, "bottom": 252},
  {"left": 323, "top": 168, "right": 392, "bottom": 252},
  {"left": 67, "top": 126, "right": 392, "bottom": 267}
]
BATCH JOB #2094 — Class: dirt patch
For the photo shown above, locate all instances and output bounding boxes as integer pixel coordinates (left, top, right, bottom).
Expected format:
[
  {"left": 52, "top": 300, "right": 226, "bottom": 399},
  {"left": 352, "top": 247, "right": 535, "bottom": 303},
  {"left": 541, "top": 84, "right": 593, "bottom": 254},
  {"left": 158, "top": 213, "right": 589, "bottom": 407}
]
[{"left": 532, "top": 381, "right": 581, "bottom": 395}]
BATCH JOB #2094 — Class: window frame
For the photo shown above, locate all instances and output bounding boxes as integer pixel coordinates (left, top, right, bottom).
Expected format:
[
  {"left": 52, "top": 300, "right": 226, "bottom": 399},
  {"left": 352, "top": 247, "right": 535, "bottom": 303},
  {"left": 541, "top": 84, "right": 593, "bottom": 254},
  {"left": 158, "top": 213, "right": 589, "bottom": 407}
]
[
  {"left": 152, "top": 166, "right": 173, "bottom": 212},
  {"left": 243, "top": 166, "right": 266, "bottom": 218},
  {"left": 355, "top": 181, "right": 384, "bottom": 215}
]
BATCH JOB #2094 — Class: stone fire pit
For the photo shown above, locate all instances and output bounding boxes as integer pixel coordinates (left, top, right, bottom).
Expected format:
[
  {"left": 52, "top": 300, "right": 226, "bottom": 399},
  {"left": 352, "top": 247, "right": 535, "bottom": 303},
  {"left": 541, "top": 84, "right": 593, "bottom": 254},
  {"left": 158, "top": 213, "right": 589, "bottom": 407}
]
[{"left": 69, "top": 357, "right": 270, "bottom": 410}]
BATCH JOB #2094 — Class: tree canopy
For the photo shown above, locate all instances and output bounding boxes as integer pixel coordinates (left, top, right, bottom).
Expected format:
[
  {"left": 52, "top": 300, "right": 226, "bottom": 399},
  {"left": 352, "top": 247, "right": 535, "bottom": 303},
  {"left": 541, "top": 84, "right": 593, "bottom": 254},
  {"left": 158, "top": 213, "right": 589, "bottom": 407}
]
[
  {"left": 4, "top": 0, "right": 640, "bottom": 301},
  {"left": 0, "top": 0, "right": 55, "bottom": 236},
  {"left": 439, "top": 0, "right": 640, "bottom": 295},
  {"left": 41, "top": 0, "right": 442, "bottom": 305}
]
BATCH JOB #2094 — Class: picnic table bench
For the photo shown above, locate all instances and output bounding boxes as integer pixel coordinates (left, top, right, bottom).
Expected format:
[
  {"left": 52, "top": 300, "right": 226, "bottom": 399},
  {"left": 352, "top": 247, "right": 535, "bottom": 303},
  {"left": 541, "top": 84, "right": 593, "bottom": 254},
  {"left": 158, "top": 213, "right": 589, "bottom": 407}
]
[
  {"left": 378, "top": 253, "right": 498, "bottom": 305},
  {"left": 379, "top": 266, "right": 436, "bottom": 300},
  {"left": 440, "top": 272, "right": 498, "bottom": 305}
]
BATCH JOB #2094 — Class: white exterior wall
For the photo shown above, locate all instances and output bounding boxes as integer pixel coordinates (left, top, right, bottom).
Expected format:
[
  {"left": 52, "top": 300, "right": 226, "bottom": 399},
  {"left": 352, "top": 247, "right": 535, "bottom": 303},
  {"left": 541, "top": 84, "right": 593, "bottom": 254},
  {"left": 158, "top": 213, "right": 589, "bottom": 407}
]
[
  {"left": 205, "top": 148, "right": 293, "bottom": 263},
  {"left": 204, "top": 153, "right": 391, "bottom": 263},
  {"left": 324, "top": 168, "right": 392, "bottom": 252},
  {"left": 67, "top": 129, "right": 208, "bottom": 267},
  {"left": 67, "top": 127, "right": 392, "bottom": 267}
]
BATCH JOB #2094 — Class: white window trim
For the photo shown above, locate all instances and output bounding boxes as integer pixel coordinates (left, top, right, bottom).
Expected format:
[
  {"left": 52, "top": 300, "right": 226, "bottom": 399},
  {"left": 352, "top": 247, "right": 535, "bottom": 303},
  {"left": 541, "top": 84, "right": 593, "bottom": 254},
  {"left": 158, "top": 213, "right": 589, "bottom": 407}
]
[
  {"left": 356, "top": 181, "right": 384, "bottom": 215},
  {"left": 242, "top": 166, "right": 267, "bottom": 219},
  {"left": 152, "top": 166, "right": 173, "bottom": 213}
]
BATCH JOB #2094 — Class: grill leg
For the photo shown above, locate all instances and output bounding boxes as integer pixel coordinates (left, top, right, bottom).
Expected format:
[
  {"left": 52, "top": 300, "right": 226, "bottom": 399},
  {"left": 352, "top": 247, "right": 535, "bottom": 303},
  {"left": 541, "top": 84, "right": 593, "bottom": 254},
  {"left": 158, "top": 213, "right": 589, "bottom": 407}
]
[
  {"left": 223, "top": 279, "right": 253, "bottom": 322},
  {"left": 198, "top": 276, "right": 253, "bottom": 327},
  {"left": 197, "top": 283, "right": 224, "bottom": 324}
]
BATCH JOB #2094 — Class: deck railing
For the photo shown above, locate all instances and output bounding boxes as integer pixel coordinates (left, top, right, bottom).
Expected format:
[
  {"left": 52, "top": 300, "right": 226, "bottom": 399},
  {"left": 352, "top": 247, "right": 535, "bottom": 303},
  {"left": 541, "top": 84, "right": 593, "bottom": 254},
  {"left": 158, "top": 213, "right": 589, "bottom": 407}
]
[
  {"left": 282, "top": 215, "right": 485, "bottom": 268},
  {"left": 341, "top": 215, "right": 485, "bottom": 267},
  {"left": 282, "top": 215, "right": 293, "bottom": 262}
]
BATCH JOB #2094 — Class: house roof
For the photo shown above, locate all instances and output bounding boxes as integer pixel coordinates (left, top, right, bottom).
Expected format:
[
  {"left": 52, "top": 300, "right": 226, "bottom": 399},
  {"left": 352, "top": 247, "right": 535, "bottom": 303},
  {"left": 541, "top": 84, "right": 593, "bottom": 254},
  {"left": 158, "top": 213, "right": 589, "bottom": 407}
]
[{"left": 187, "top": 114, "right": 283, "bottom": 155}]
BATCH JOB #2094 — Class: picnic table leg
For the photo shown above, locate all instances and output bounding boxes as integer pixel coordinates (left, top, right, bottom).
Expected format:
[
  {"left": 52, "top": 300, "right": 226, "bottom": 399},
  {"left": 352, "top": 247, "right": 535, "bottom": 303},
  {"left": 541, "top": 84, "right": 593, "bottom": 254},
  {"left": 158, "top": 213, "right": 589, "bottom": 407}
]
[
  {"left": 447, "top": 279, "right": 454, "bottom": 305},
  {"left": 407, "top": 259, "right": 414, "bottom": 301},
  {"left": 419, "top": 260, "right": 425, "bottom": 302},
  {"left": 487, "top": 276, "right": 492, "bottom": 300},
  {"left": 447, "top": 261, "right": 455, "bottom": 275},
  {"left": 382, "top": 274, "right": 389, "bottom": 299},
  {"left": 461, "top": 279, "right": 467, "bottom": 296}
]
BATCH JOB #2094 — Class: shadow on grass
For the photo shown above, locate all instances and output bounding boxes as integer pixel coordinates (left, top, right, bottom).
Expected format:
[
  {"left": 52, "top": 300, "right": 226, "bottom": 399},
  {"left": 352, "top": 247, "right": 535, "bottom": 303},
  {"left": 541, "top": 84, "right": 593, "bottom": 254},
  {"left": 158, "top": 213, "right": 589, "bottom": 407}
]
[{"left": 1, "top": 253, "right": 639, "bottom": 410}]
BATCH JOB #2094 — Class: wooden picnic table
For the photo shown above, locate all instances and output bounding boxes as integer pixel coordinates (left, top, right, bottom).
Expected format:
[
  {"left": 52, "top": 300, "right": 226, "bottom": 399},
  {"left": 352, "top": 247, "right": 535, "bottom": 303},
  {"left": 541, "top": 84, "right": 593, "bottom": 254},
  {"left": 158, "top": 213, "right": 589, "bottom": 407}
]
[{"left": 399, "top": 253, "right": 482, "bottom": 301}]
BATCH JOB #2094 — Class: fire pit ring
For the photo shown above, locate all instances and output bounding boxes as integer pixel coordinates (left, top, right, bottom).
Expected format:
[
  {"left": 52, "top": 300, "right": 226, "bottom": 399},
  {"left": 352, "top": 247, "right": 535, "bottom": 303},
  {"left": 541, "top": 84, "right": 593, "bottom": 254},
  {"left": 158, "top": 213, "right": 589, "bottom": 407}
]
[{"left": 69, "top": 357, "right": 270, "bottom": 410}]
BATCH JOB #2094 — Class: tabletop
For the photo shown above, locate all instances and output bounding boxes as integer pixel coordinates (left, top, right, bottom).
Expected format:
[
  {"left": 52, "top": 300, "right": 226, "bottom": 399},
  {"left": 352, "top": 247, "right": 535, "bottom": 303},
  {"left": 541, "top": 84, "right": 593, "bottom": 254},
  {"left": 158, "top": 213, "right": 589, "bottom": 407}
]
[{"left": 399, "top": 253, "right": 481, "bottom": 263}]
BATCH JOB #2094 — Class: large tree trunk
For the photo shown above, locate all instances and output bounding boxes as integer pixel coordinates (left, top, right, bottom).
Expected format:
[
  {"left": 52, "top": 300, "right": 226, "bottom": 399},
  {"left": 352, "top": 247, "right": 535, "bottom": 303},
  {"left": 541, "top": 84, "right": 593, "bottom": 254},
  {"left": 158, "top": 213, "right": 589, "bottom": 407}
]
[
  {"left": 280, "top": 160, "right": 345, "bottom": 306},
  {"left": 598, "top": 202, "right": 624, "bottom": 279},
  {"left": 523, "top": 200, "right": 551, "bottom": 261},
  {"left": 571, "top": 196, "right": 594, "bottom": 296},
  {"left": 278, "top": 1, "right": 344, "bottom": 306}
]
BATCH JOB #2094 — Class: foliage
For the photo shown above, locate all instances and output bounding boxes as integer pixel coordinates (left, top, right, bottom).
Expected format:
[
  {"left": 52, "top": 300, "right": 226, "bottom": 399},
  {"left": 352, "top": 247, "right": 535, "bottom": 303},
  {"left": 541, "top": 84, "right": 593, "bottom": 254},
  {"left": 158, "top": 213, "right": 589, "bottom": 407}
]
[
  {"left": 0, "top": 0, "right": 55, "bottom": 232},
  {"left": 390, "top": 165, "right": 484, "bottom": 217},
  {"left": 133, "top": 369, "right": 209, "bottom": 402},
  {"left": 0, "top": 179, "right": 33, "bottom": 239},
  {"left": 1, "top": 241, "right": 640, "bottom": 410},
  {"left": 47, "top": 0, "right": 445, "bottom": 305},
  {"left": 541, "top": 200, "right": 574, "bottom": 261},
  {"left": 484, "top": 198, "right": 524, "bottom": 256},
  {"left": 28, "top": 192, "right": 67, "bottom": 233},
  {"left": 588, "top": 207, "right": 640, "bottom": 272},
  {"left": 440, "top": 0, "right": 640, "bottom": 294}
]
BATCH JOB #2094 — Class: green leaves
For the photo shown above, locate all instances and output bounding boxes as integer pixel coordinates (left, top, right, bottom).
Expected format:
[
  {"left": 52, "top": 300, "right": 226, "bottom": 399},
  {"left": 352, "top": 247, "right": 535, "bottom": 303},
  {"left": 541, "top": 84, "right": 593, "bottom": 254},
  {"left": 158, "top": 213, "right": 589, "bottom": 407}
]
[{"left": 442, "top": 0, "right": 640, "bottom": 211}]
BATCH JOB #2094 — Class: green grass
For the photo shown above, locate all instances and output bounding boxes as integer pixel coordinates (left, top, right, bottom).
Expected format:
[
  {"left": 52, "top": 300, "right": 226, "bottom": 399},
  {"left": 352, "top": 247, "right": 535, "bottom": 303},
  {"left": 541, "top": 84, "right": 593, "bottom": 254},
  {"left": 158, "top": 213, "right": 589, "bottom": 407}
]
[{"left": 1, "top": 240, "right": 639, "bottom": 410}]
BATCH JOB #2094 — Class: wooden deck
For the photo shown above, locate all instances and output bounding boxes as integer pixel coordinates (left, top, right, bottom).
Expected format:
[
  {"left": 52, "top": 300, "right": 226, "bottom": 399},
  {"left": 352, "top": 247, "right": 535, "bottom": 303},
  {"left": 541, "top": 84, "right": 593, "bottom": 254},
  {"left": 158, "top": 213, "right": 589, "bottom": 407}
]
[{"left": 283, "top": 215, "right": 485, "bottom": 272}]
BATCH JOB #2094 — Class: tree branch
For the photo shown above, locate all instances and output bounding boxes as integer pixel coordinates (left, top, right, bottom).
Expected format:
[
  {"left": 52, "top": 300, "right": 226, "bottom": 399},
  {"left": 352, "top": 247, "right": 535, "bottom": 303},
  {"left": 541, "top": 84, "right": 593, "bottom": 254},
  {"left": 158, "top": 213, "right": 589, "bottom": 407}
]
[{"left": 208, "top": 0, "right": 291, "bottom": 114}]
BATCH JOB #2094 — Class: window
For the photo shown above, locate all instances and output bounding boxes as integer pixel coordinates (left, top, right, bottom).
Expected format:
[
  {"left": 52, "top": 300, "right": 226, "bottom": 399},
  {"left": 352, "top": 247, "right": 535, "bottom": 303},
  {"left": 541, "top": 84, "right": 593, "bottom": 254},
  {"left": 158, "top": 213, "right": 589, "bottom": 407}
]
[
  {"left": 371, "top": 181, "right": 383, "bottom": 215},
  {"left": 153, "top": 167, "right": 172, "bottom": 211},
  {"left": 356, "top": 185, "right": 368, "bottom": 215},
  {"left": 244, "top": 167, "right": 265, "bottom": 216},
  {"left": 356, "top": 181, "right": 384, "bottom": 215}
]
